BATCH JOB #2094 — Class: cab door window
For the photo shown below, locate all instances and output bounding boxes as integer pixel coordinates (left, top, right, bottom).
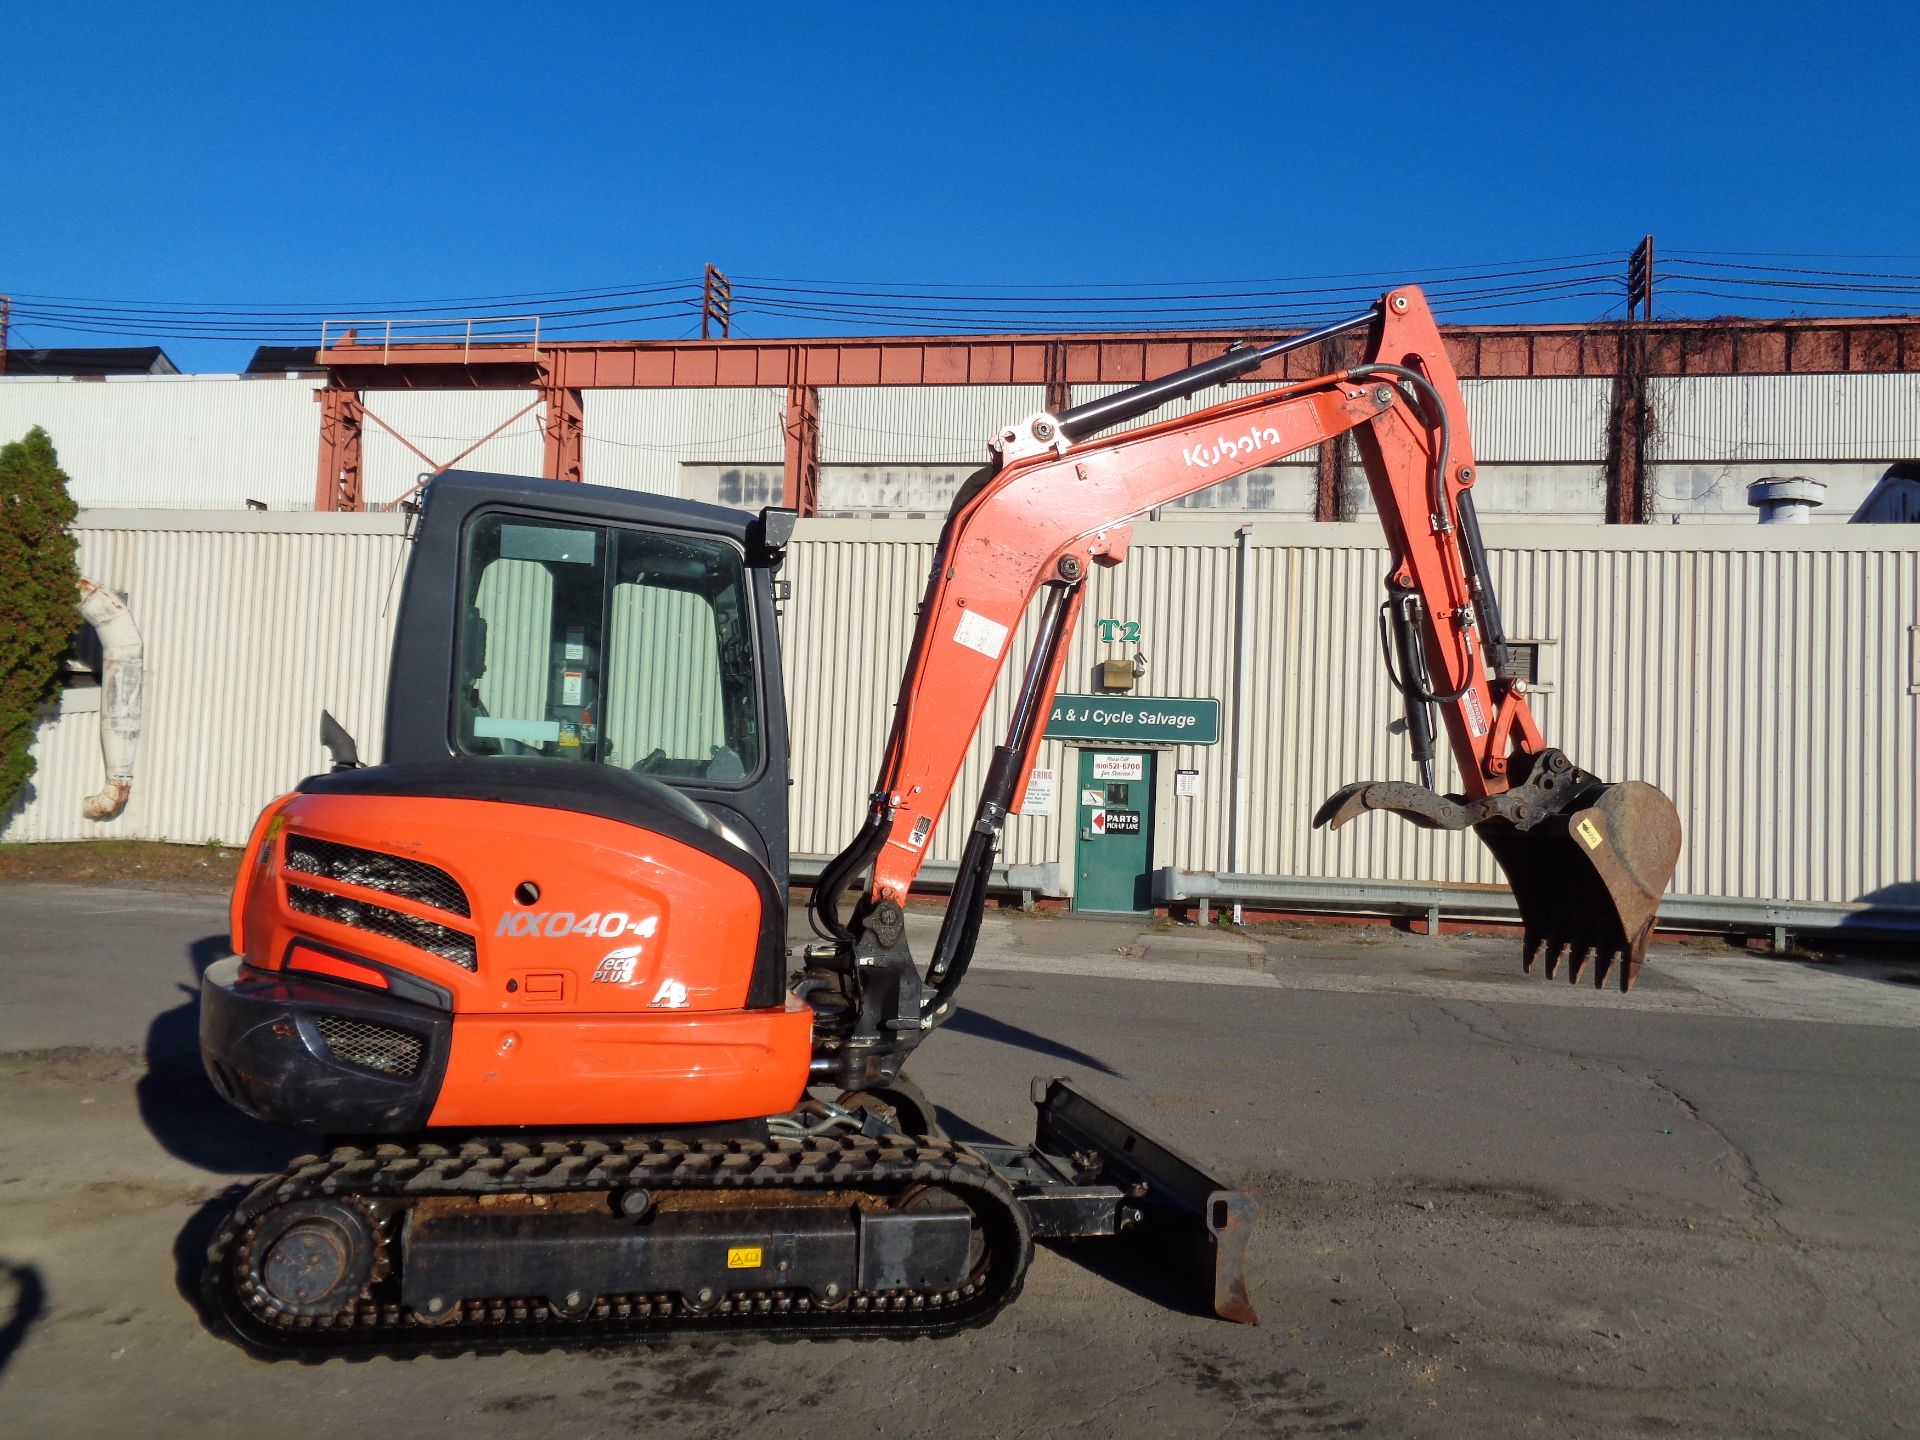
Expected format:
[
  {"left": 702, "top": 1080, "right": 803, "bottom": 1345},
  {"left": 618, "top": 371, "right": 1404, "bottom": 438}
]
[{"left": 454, "top": 513, "right": 761, "bottom": 781}]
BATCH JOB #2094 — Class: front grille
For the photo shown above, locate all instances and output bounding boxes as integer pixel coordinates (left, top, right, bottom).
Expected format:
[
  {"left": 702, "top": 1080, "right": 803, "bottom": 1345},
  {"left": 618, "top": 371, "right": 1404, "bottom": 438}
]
[
  {"left": 314, "top": 1014, "right": 425, "bottom": 1077},
  {"left": 287, "top": 883, "right": 478, "bottom": 971},
  {"left": 284, "top": 834, "right": 470, "bottom": 918}
]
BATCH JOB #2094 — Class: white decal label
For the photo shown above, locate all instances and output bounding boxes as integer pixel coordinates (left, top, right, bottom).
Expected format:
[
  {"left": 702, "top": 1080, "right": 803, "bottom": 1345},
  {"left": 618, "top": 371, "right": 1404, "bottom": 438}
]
[
  {"left": 592, "top": 947, "right": 641, "bottom": 984},
  {"left": 649, "top": 978, "right": 689, "bottom": 1009},
  {"left": 1080, "top": 788, "right": 1105, "bottom": 807},
  {"left": 1090, "top": 753, "right": 1145, "bottom": 781},
  {"left": 952, "top": 609, "right": 1009, "bottom": 659},
  {"left": 1462, "top": 688, "right": 1489, "bottom": 738},
  {"left": 1021, "top": 767, "right": 1056, "bottom": 816}
]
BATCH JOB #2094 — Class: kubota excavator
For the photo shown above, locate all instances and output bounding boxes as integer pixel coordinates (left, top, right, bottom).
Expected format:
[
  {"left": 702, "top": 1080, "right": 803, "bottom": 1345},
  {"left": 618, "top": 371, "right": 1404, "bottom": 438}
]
[{"left": 197, "top": 287, "right": 1680, "bottom": 1357}]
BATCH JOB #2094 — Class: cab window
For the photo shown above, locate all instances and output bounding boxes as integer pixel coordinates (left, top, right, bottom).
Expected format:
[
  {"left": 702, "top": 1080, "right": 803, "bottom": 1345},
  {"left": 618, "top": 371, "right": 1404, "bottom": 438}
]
[{"left": 455, "top": 513, "right": 760, "bottom": 782}]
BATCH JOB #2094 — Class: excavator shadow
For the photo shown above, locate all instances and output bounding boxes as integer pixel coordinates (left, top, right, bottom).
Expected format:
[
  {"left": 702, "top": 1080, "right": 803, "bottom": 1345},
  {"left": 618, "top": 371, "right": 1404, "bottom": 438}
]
[
  {"left": 1040, "top": 1233, "right": 1223, "bottom": 1320},
  {"left": 941, "top": 1008, "right": 1123, "bottom": 1077},
  {"left": 137, "top": 936, "right": 307, "bottom": 1177},
  {"left": 0, "top": 1262, "right": 47, "bottom": 1380}
]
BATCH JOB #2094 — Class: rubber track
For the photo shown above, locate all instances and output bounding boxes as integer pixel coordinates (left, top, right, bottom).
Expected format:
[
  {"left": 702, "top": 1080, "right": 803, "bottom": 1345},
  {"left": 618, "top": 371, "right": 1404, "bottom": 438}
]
[{"left": 203, "top": 1132, "right": 1033, "bottom": 1361}]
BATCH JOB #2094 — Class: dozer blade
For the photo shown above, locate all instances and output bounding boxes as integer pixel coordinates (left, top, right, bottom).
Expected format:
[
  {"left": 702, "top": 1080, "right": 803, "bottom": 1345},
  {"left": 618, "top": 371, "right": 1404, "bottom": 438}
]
[
  {"left": 1315, "top": 752, "right": 1682, "bottom": 992},
  {"left": 1477, "top": 780, "right": 1681, "bottom": 992}
]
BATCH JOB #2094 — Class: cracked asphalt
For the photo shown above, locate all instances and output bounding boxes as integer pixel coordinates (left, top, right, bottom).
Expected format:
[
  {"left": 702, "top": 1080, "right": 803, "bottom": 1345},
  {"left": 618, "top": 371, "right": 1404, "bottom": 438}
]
[{"left": 2, "top": 879, "right": 1918, "bottom": 1438}]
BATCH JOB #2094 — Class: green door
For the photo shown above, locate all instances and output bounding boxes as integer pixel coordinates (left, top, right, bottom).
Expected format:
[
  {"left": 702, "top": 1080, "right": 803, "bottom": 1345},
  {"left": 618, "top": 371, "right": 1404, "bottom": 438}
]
[{"left": 1073, "top": 750, "right": 1155, "bottom": 913}]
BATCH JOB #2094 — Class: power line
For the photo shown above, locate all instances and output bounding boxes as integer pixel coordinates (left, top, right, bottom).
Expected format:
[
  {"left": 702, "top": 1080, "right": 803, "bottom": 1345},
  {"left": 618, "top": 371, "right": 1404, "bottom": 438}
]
[{"left": 7, "top": 248, "right": 1920, "bottom": 353}]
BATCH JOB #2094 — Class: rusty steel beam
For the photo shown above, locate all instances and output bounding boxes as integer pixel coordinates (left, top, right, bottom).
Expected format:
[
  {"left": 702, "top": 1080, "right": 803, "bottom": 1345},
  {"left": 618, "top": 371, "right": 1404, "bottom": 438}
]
[
  {"left": 1604, "top": 326, "right": 1653, "bottom": 524},
  {"left": 541, "top": 382, "right": 584, "bottom": 483},
  {"left": 316, "top": 314, "right": 1920, "bottom": 394},
  {"left": 1043, "top": 339, "right": 1072, "bottom": 416},
  {"left": 783, "top": 383, "right": 821, "bottom": 516},
  {"left": 308, "top": 313, "right": 1920, "bottom": 511},
  {"left": 313, "top": 386, "right": 364, "bottom": 511}
]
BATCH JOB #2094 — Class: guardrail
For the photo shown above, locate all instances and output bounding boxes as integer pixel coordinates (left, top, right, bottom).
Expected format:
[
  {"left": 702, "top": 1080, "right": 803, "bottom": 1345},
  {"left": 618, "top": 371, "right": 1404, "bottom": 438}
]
[
  {"left": 783, "top": 856, "right": 1916, "bottom": 949},
  {"left": 318, "top": 315, "right": 542, "bottom": 362},
  {"left": 1153, "top": 867, "right": 1920, "bottom": 951},
  {"left": 790, "top": 855, "right": 1062, "bottom": 909}
]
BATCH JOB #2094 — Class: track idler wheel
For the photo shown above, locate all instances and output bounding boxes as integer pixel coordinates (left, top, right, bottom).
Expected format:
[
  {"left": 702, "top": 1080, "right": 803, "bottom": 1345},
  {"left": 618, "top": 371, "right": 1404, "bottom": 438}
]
[{"left": 242, "top": 1199, "right": 379, "bottom": 1319}]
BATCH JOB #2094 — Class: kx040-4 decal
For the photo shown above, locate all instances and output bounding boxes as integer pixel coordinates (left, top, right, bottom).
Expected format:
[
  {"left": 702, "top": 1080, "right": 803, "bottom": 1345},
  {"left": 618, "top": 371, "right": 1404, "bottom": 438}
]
[{"left": 497, "top": 910, "right": 661, "bottom": 940}]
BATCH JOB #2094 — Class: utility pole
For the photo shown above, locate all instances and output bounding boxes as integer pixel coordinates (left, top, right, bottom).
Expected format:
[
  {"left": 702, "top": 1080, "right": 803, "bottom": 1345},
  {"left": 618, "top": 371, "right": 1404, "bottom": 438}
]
[
  {"left": 1625, "top": 234, "right": 1655, "bottom": 322},
  {"left": 0, "top": 295, "right": 10, "bottom": 376},
  {"left": 701, "top": 264, "right": 733, "bottom": 340},
  {"left": 1605, "top": 235, "right": 1656, "bottom": 522}
]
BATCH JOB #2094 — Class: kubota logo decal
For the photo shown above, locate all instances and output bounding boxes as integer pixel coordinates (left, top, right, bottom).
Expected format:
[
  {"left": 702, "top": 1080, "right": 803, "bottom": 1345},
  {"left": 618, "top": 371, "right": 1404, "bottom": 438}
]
[{"left": 1182, "top": 423, "right": 1287, "bottom": 470}]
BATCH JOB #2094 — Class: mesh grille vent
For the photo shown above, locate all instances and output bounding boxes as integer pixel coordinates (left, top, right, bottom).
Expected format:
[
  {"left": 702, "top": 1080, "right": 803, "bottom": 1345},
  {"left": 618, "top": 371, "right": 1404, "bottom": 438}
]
[
  {"left": 284, "top": 834, "right": 470, "bottom": 918},
  {"left": 314, "top": 1015, "right": 425, "bottom": 1077},
  {"left": 286, "top": 884, "right": 478, "bottom": 971}
]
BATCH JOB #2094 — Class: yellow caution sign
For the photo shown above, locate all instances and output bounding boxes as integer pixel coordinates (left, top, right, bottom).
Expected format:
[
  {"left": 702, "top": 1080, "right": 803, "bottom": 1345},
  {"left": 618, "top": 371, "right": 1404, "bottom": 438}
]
[
  {"left": 1576, "top": 817, "right": 1604, "bottom": 850},
  {"left": 726, "top": 1246, "right": 763, "bottom": 1269}
]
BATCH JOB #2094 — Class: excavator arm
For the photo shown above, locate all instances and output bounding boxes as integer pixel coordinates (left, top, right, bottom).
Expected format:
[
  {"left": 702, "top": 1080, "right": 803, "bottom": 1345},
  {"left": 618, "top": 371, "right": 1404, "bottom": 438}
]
[{"left": 805, "top": 287, "right": 1680, "bottom": 1089}]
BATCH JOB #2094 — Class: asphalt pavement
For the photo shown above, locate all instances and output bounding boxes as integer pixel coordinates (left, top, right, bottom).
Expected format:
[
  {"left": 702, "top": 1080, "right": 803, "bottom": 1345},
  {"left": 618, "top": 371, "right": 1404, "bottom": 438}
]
[{"left": 2, "top": 879, "right": 1917, "bottom": 1438}]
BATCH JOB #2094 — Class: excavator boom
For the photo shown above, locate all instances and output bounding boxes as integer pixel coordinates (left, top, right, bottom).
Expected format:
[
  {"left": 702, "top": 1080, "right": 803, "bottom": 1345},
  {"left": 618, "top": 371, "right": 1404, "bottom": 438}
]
[{"left": 808, "top": 287, "right": 1680, "bottom": 1058}]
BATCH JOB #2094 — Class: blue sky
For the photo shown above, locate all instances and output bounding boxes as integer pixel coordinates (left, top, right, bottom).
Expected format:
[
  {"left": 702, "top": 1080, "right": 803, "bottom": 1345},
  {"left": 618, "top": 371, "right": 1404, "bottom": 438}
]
[{"left": 3, "top": 2, "right": 1915, "bottom": 370}]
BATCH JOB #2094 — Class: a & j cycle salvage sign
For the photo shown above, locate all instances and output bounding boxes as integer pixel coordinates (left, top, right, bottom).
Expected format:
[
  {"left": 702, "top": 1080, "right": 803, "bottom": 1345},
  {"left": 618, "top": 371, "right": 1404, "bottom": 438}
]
[{"left": 1044, "top": 696, "right": 1220, "bottom": 745}]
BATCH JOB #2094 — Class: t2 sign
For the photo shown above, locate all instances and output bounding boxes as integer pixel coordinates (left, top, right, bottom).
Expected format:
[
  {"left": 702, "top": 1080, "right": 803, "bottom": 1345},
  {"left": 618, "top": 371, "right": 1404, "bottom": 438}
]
[{"left": 1096, "top": 619, "right": 1140, "bottom": 644}]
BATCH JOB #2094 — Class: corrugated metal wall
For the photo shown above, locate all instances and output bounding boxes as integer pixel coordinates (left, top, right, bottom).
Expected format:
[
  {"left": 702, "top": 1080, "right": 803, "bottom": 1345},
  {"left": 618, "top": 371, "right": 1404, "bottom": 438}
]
[
  {"left": 2, "top": 511, "right": 406, "bottom": 845},
  {"left": 782, "top": 519, "right": 1920, "bottom": 906},
  {"left": 9, "top": 513, "right": 1916, "bottom": 914},
  {"left": 820, "top": 387, "right": 1044, "bottom": 463},
  {"left": 6, "top": 372, "right": 1910, "bottom": 520},
  {"left": 583, "top": 389, "right": 786, "bottom": 495},
  {"left": 0, "top": 375, "right": 322, "bottom": 509}
]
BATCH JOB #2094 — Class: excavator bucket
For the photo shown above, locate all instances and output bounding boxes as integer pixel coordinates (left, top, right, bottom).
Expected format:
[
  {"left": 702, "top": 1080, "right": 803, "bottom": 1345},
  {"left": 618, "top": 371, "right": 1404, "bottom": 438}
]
[
  {"left": 1475, "top": 781, "right": 1682, "bottom": 991},
  {"left": 1315, "top": 757, "right": 1682, "bottom": 991}
]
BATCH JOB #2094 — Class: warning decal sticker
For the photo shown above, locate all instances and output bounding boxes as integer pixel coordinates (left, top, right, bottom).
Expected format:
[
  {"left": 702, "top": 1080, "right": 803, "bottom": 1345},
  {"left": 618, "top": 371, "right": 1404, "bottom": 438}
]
[{"left": 952, "top": 608, "right": 1010, "bottom": 659}]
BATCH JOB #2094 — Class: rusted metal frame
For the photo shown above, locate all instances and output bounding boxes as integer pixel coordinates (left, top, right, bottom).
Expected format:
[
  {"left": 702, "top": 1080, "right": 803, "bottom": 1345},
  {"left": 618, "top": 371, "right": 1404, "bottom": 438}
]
[
  {"left": 313, "top": 386, "right": 365, "bottom": 511},
  {"left": 367, "top": 395, "right": 545, "bottom": 509},
  {"left": 1042, "top": 339, "right": 1072, "bottom": 416},
  {"left": 317, "top": 312, "right": 1920, "bottom": 394},
  {"left": 783, "top": 380, "right": 821, "bottom": 515},
  {"left": 1603, "top": 323, "right": 1652, "bottom": 524},
  {"left": 540, "top": 381, "right": 584, "bottom": 482}
]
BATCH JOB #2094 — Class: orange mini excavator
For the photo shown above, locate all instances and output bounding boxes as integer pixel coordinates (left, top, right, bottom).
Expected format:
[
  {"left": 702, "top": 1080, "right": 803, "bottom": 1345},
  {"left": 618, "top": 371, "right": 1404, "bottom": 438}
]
[{"left": 198, "top": 288, "right": 1680, "bottom": 1357}]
